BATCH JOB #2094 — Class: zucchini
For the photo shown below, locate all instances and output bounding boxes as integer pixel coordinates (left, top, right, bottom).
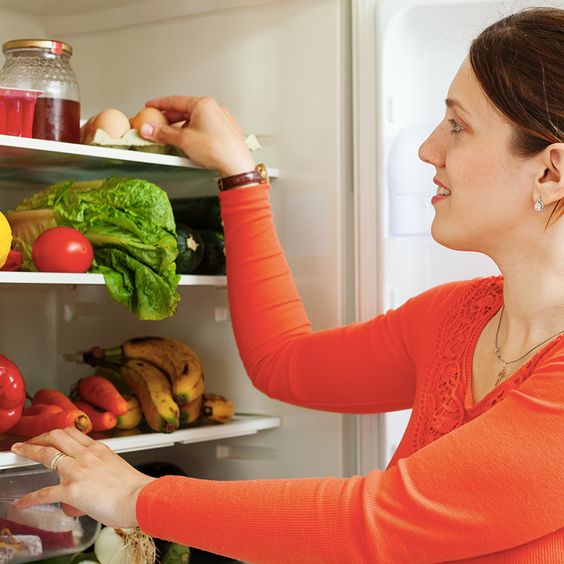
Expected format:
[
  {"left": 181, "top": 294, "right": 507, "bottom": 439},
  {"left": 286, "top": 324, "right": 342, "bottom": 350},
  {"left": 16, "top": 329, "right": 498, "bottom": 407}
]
[
  {"left": 193, "top": 230, "right": 226, "bottom": 275},
  {"left": 171, "top": 196, "right": 223, "bottom": 231},
  {"left": 175, "top": 224, "right": 205, "bottom": 274}
]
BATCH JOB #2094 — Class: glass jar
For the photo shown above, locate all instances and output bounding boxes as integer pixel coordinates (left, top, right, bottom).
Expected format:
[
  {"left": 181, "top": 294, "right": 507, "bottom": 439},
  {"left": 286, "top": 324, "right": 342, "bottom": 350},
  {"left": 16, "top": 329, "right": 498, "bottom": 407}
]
[{"left": 0, "top": 39, "right": 80, "bottom": 143}]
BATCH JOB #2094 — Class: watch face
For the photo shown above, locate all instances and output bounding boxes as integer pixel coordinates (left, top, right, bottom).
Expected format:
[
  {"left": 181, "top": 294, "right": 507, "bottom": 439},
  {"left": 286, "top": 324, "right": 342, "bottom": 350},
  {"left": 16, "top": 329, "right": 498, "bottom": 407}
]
[{"left": 256, "top": 163, "right": 269, "bottom": 183}]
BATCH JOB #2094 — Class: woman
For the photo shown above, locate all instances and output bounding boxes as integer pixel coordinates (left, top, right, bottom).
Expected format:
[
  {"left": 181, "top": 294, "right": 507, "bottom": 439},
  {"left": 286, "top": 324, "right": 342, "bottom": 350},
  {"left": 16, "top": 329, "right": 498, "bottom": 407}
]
[{"left": 11, "top": 7, "right": 563, "bottom": 563}]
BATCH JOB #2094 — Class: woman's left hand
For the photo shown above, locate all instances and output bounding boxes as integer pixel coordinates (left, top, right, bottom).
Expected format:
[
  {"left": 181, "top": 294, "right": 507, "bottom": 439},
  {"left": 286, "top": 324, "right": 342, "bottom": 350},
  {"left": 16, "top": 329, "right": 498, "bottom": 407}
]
[{"left": 11, "top": 427, "right": 154, "bottom": 527}]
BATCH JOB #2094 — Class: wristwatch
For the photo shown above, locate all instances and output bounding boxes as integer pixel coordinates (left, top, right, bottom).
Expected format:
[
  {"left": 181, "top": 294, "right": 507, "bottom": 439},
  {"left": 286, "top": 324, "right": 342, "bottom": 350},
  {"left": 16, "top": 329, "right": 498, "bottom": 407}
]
[{"left": 217, "top": 163, "right": 269, "bottom": 191}]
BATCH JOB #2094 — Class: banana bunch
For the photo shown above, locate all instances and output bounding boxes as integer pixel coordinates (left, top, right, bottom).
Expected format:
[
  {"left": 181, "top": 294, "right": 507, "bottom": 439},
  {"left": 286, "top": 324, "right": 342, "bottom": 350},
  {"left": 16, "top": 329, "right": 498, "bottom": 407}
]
[
  {"left": 83, "top": 337, "right": 206, "bottom": 433},
  {"left": 81, "top": 337, "right": 234, "bottom": 432},
  {"left": 85, "top": 337, "right": 204, "bottom": 405}
]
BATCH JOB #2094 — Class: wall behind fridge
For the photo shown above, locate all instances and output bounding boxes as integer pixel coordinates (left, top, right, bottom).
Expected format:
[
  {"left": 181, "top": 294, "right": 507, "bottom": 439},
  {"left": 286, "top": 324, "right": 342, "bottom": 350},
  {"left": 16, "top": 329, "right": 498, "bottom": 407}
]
[{"left": 0, "top": 0, "right": 358, "bottom": 481}]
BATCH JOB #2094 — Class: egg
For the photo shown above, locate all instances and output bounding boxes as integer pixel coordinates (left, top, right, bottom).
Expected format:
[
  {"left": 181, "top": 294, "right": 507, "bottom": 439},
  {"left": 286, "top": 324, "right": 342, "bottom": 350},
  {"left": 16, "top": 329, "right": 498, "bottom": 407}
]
[
  {"left": 131, "top": 107, "right": 169, "bottom": 132},
  {"left": 91, "top": 108, "right": 131, "bottom": 139}
]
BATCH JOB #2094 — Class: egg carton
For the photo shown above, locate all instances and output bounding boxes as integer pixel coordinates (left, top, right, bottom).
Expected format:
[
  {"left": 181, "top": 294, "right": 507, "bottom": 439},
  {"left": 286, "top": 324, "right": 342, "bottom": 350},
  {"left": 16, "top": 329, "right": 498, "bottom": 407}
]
[
  {"left": 83, "top": 129, "right": 261, "bottom": 157},
  {"left": 83, "top": 128, "right": 170, "bottom": 154}
]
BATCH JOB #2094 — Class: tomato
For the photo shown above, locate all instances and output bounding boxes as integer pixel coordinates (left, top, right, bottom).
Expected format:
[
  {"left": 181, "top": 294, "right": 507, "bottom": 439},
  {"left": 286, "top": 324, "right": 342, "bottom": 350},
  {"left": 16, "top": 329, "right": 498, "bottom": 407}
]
[{"left": 32, "top": 226, "right": 94, "bottom": 273}]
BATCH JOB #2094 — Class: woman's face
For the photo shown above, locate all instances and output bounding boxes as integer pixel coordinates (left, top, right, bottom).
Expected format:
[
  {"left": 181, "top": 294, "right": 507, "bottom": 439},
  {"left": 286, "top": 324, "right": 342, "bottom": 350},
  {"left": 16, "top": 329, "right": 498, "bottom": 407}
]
[{"left": 419, "top": 58, "right": 539, "bottom": 256}]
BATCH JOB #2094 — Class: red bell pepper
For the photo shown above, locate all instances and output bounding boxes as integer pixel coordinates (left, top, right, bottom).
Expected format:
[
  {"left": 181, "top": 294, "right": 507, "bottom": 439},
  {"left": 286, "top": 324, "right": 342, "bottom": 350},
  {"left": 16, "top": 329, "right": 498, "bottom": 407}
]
[
  {"left": 0, "top": 249, "right": 22, "bottom": 271},
  {"left": 0, "top": 354, "right": 26, "bottom": 434}
]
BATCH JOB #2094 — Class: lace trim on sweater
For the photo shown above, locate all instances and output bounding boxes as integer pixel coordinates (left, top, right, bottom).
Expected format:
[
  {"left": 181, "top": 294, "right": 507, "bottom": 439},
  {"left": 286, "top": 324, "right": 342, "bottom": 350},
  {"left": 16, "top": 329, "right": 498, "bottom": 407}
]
[
  {"left": 413, "top": 278, "right": 500, "bottom": 449},
  {"left": 414, "top": 276, "right": 564, "bottom": 450}
]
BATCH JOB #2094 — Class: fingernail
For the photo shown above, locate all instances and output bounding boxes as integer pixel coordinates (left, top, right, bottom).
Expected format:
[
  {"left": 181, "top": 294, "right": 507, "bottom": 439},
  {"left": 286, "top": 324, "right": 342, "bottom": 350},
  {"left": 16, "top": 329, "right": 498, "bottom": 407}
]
[
  {"left": 11, "top": 442, "right": 22, "bottom": 450},
  {"left": 140, "top": 123, "right": 154, "bottom": 137}
]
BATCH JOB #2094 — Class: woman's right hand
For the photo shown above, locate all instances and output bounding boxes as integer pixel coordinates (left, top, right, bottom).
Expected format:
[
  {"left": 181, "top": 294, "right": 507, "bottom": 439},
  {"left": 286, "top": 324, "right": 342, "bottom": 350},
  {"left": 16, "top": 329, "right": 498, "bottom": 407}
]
[{"left": 139, "top": 96, "right": 256, "bottom": 177}]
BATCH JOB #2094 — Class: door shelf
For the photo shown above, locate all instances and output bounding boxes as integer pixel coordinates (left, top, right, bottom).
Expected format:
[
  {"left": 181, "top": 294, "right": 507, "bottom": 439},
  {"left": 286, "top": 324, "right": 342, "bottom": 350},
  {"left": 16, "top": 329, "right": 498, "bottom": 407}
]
[
  {"left": 0, "top": 414, "right": 281, "bottom": 471},
  {"left": 0, "top": 272, "right": 227, "bottom": 288},
  {"left": 0, "top": 134, "right": 278, "bottom": 190}
]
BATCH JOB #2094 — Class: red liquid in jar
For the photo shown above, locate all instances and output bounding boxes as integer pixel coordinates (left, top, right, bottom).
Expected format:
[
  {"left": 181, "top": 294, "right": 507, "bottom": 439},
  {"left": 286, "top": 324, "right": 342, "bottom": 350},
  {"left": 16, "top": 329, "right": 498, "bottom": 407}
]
[
  {"left": 32, "top": 97, "right": 80, "bottom": 143},
  {"left": 0, "top": 94, "right": 37, "bottom": 137}
]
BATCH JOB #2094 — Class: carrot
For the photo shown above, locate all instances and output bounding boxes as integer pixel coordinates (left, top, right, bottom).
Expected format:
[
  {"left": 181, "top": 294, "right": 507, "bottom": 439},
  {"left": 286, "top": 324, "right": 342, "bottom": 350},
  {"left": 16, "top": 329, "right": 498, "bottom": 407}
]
[
  {"left": 23, "top": 403, "right": 62, "bottom": 417},
  {"left": 32, "top": 388, "right": 77, "bottom": 411},
  {"left": 74, "top": 400, "right": 117, "bottom": 432},
  {"left": 78, "top": 375, "right": 129, "bottom": 415},
  {"left": 11, "top": 408, "right": 92, "bottom": 437}
]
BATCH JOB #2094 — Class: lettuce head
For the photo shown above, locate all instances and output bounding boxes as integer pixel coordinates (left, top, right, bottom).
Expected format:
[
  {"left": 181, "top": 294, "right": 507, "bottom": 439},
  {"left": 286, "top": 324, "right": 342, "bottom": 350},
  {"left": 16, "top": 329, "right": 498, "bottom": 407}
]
[{"left": 14, "top": 177, "right": 180, "bottom": 320}]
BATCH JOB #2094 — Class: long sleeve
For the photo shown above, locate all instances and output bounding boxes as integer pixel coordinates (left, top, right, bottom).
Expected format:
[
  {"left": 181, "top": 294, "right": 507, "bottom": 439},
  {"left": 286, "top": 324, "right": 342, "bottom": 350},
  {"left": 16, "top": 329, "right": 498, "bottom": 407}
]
[
  {"left": 137, "top": 349, "right": 564, "bottom": 562},
  {"left": 217, "top": 184, "right": 435, "bottom": 413},
  {"left": 136, "top": 185, "right": 563, "bottom": 562}
]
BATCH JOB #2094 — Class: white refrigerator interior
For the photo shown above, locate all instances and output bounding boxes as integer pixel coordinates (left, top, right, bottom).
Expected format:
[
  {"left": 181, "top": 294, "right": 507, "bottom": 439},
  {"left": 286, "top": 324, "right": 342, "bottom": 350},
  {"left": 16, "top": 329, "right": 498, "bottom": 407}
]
[{"left": 0, "top": 0, "right": 358, "bottom": 485}]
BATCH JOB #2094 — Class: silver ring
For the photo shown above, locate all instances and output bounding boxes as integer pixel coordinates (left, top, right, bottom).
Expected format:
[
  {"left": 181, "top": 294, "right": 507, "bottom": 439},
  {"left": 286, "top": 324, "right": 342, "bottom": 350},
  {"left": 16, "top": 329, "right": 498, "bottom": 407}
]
[{"left": 49, "top": 451, "right": 66, "bottom": 472}]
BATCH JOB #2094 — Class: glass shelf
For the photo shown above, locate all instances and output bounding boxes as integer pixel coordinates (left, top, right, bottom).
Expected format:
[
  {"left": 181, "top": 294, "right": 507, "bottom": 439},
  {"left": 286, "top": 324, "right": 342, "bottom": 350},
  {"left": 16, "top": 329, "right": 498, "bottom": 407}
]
[
  {"left": 0, "top": 414, "right": 281, "bottom": 470},
  {"left": 0, "top": 271, "right": 226, "bottom": 287},
  {"left": 0, "top": 134, "right": 278, "bottom": 191}
]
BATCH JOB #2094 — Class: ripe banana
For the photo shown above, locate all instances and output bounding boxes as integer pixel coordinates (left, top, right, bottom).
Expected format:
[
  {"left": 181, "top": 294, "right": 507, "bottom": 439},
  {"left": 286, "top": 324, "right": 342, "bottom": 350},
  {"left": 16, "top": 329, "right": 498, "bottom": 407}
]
[
  {"left": 201, "top": 393, "right": 234, "bottom": 424},
  {"left": 179, "top": 395, "right": 203, "bottom": 426},
  {"left": 115, "top": 394, "right": 143, "bottom": 430},
  {"left": 119, "top": 359, "right": 179, "bottom": 433},
  {"left": 84, "top": 337, "right": 204, "bottom": 406}
]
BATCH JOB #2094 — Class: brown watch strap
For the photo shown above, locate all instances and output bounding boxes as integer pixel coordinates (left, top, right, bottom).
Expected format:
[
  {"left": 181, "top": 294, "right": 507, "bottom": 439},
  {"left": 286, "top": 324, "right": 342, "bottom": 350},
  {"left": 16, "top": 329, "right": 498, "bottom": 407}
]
[{"left": 217, "top": 164, "right": 268, "bottom": 191}]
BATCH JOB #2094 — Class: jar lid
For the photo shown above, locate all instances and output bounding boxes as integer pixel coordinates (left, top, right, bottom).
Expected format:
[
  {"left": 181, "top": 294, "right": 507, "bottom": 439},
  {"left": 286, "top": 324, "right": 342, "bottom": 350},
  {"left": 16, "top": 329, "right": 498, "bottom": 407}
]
[{"left": 2, "top": 39, "right": 72, "bottom": 55}]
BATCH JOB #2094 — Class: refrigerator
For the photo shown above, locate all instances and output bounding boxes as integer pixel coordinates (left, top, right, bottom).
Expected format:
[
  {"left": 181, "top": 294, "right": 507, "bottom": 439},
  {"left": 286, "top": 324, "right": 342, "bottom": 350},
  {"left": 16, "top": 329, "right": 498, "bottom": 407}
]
[{"left": 0, "top": 0, "right": 549, "bottom": 558}]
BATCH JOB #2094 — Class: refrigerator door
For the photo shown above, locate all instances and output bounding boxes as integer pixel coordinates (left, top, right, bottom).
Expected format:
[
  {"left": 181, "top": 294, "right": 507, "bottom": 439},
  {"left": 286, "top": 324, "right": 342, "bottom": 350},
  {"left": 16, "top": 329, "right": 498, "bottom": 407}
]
[{"left": 354, "top": 0, "right": 553, "bottom": 470}]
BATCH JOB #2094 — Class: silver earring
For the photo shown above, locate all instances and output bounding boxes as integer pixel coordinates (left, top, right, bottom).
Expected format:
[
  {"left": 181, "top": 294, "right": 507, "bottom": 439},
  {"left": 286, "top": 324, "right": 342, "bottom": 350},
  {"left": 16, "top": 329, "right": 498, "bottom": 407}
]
[{"left": 534, "top": 197, "right": 544, "bottom": 213}]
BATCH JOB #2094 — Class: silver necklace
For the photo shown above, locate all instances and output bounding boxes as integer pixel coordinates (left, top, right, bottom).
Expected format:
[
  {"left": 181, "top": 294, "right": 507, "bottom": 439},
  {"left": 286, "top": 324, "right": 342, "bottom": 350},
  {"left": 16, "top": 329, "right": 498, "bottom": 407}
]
[{"left": 494, "top": 305, "right": 564, "bottom": 386}]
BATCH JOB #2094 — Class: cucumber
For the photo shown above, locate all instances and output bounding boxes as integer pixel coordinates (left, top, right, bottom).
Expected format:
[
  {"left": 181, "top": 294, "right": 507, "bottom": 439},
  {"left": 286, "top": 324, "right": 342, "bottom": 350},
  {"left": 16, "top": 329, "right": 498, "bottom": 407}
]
[
  {"left": 161, "top": 543, "right": 190, "bottom": 564},
  {"left": 193, "top": 230, "right": 225, "bottom": 275},
  {"left": 175, "top": 224, "right": 205, "bottom": 274},
  {"left": 171, "top": 196, "right": 222, "bottom": 232}
]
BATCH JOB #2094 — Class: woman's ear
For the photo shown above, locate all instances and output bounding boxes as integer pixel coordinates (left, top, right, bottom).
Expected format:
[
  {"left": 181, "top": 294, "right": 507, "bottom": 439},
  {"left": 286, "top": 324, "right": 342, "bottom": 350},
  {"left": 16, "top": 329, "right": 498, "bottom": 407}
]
[{"left": 534, "top": 143, "right": 564, "bottom": 205}]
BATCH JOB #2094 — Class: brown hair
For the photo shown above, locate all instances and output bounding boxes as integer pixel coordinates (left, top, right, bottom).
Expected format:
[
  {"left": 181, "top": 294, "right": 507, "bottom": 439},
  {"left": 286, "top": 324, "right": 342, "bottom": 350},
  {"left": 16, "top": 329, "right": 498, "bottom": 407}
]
[{"left": 469, "top": 7, "right": 563, "bottom": 157}]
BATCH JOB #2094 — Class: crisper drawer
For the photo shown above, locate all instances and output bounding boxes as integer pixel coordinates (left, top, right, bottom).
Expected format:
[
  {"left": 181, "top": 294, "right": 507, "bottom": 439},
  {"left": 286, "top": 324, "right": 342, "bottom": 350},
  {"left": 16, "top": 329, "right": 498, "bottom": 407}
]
[{"left": 0, "top": 467, "right": 100, "bottom": 563}]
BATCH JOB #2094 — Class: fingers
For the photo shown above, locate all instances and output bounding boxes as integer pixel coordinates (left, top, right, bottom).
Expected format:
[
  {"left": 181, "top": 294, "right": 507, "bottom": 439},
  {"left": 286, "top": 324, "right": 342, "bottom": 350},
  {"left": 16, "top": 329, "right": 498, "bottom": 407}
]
[
  {"left": 11, "top": 426, "right": 100, "bottom": 471},
  {"left": 160, "top": 111, "right": 188, "bottom": 124},
  {"left": 15, "top": 485, "right": 62, "bottom": 509},
  {"left": 145, "top": 95, "right": 224, "bottom": 124},
  {"left": 63, "top": 425, "right": 97, "bottom": 446},
  {"left": 139, "top": 121, "right": 187, "bottom": 148},
  {"left": 62, "top": 503, "right": 85, "bottom": 517},
  {"left": 13, "top": 427, "right": 91, "bottom": 459},
  {"left": 145, "top": 95, "right": 200, "bottom": 114},
  {"left": 11, "top": 441, "right": 65, "bottom": 470}
]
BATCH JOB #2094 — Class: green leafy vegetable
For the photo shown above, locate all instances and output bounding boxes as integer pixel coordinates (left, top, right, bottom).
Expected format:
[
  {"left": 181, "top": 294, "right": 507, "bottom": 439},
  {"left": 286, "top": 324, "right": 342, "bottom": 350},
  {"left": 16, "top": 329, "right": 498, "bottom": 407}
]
[{"left": 15, "top": 177, "right": 180, "bottom": 320}]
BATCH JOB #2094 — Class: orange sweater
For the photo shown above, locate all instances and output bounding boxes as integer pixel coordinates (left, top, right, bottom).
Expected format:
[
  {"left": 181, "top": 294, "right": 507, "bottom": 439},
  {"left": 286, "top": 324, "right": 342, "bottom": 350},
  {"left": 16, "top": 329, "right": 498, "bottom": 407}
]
[{"left": 137, "top": 185, "right": 564, "bottom": 563}]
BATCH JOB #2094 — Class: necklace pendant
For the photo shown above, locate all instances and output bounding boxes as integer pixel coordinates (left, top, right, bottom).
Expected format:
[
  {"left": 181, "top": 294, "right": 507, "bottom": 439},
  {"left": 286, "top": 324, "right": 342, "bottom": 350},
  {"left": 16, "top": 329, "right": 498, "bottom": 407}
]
[{"left": 495, "top": 365, "right": 507, "bottom": 386}]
